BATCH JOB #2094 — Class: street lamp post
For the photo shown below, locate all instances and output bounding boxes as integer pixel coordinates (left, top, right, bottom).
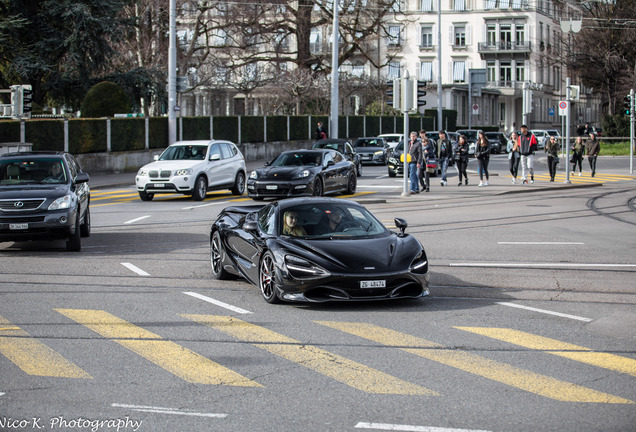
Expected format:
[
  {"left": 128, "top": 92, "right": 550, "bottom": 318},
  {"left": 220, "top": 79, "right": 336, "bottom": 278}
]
[
  {"left": 330, "top": 0, "right": 339, "bottom": 139},
  {"left": 168, "top": 0, "right": 177, "bottom": 145}
]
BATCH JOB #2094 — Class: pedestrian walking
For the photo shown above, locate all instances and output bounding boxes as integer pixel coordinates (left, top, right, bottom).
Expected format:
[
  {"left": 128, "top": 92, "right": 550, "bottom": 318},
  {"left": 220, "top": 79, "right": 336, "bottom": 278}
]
[
  {"left": 545, "top": 135, "right": 560, "bottom": 181},
  {"left": 407, "top": 131, "right": 422, "bottom": 194},
  {"left": 437, "top": 130, "right": 454, "bottom": 186},
  {"left": 475, "top": 131, "right": 490, "bottom": 187},
  {"left": 518, "top": 124, "right": 537, "bottom": 184},
  {"left": 315, "top": 122, "right": 327, "bottom": 140},
  {"left": 571, "top": 136, "right": 584, "bottom": 176},
  {"left": 586, "top": 132, "right": 600, "bottom": 177},
  {"left": 507, "top": 131, "right": 520, "bottom": 183},
  {"left": 456, "top": 134, "right": 469, "bottom": 186},
  {"left": 421, "top": 136, "right": 435, "bottom": 192}
]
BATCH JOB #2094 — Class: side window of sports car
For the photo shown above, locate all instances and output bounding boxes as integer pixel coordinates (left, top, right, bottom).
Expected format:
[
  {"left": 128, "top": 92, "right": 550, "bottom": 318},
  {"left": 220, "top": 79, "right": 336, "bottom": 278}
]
[
  {"left": 332, "top": 151, "right": 343, "bottom": 163},
  {"left": 258, "top": 206, "right": 276, "bottom": 235}
]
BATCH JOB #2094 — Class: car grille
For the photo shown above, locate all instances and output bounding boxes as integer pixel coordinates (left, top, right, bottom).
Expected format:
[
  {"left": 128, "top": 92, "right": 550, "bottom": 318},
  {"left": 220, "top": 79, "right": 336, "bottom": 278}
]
[
  {"left": 149, "top": 170, "right": 172, "bottom": 179},
  {"left": 0, "top": 199, "right": 46, "bottom": 212},
  {"left": 1, "top": 216, "right": 46, "bottom": 223}
]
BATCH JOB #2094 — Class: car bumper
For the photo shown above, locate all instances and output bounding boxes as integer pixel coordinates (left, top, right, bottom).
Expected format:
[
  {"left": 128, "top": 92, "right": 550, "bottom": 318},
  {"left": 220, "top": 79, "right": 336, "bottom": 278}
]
[
  {"left": 136, "top": 176, "right": 194, "bottom": 194},
  {"left": 0, "top": 209, "right": 78, "bottom": 242},
  {"left": 358, "top": 154, "right": 386, "bottom": 165},
  {"left": 247, "top": 179, "right": 315, "bottom": 199},
  {"left": 387, "top": 162, "right": 405, "bottom": 176}
]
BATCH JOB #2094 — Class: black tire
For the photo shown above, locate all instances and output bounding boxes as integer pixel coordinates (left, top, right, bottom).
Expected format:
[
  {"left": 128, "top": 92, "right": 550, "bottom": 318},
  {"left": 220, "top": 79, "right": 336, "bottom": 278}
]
[
  {"left": 313, "top": 177, "right": 323, "bottom": 197},
  {"left": 231, "top": 171, "right": 246, "bottom": 195},
  {"left": 192, "top": 176, "right": 207, "bottom": 201},
  {"left": 80, "top": 207, "right": 91, "bottom": 237},
  {"left": 66, "top": 214, "right": 81, "bottom": 252},
  {"left": 388, "top": 169, "right": 396, "bottom": 178},
  {"left": 252, "top": 196, "right": 265, "bottom": 201},
  {"left": 345, "top": 171, "right": 357, "bottom": 195},
  {"left": 139, "top": 191, "right": 154, "bottom": 201},
  {"left": 356, "top": 162, "right": 362, "bottom": 177},
  {"left": 259, "top": 251, "right": 281, "bottom": 304},
  {"left": 210, "top": 231, "right": 232, "bottom": 280}
]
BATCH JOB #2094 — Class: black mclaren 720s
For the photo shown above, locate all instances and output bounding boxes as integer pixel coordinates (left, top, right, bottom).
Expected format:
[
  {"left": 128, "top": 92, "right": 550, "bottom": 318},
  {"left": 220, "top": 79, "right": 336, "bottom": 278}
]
[{"left": 209, "top": 197, "right": 430, "bottom": 304}]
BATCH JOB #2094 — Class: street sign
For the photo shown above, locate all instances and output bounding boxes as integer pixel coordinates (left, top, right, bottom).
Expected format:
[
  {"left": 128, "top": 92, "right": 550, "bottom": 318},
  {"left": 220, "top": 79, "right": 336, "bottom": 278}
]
[
  {"left": 549, "top": 108, "right": 555, "bottom": 116},
  {"left": 558, "top": 101, "right": 568, "bottom": 116},
  {"left": 472, "top": 104, "right": 479, "bottom": 115}
]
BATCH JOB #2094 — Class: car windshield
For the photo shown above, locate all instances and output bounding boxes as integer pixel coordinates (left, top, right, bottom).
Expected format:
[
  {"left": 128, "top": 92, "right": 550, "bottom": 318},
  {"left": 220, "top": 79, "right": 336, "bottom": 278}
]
[
  {"left": 280, "top": 203, "right": 389, "bottom": 239},
  {"left": 315, "top": 143, "right": 343, "bottom": 152},
  {"left": 271, "top": 152, "right": 322, "bottom": 167},
  {"left": 159, "top": 145, "right": 207, "bottom": 161},
  {"left": 0, "top": 158, "right": 67, "bottom": 185},
  {"left": 354, "top": 139, "right": 383, "bottom": 148}
]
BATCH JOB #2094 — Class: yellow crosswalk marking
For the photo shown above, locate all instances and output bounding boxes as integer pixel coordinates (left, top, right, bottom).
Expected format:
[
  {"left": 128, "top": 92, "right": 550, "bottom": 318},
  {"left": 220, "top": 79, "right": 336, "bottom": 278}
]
[
  {"left": 0, "top": 315, "right": 91, "bottom": 379},
  {"left": 316, "top": 321, "right": 633, "bottom": 404},
  {"left": 55, "top": 309, "right": 261, "bottom": 387},
  {"left": 455, "top": 327, "right": 636, "bottom": 378},
  {"left": 182, "top": 314, "right": 437, "bottom": 396}
]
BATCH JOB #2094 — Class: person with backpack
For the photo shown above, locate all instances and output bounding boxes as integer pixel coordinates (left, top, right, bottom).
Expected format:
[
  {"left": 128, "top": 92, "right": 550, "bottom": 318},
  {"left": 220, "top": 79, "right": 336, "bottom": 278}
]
[{"left": 518, "top": 124, "right": 537, "bottom": 184}]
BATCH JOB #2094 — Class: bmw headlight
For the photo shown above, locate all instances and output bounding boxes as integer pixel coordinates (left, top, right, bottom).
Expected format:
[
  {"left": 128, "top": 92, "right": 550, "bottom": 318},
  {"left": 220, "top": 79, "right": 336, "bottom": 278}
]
[
  {"left": 48, "top": 194, "right": 73, "bottom": 210},
  {"left": 249, "top": 170, "right": 258, "bottom": 179},
  {"left": 410, "top": 249, "right": 429, "bottom": 274},
  {"left": 293, "top": 170, "right": 310, "bottom": 179},
  {"left": 285, "top": 254, "right": 331, "bottom": 279},
  {"left": 175, "top": 168, "right": 192, "bottom": 176},
  {"left": 137, "top": 169, "right": 148, "bottom": 176}
]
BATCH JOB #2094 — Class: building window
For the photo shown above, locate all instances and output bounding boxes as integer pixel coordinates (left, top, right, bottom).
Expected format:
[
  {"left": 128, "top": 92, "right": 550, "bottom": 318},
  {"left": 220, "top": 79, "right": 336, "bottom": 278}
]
[
  {"left": 515, "top": 24, "right": 525, "bottom": 45},
  {"left": 421, "top": 26, "right": 433, "bottom": 48},
  {"left": 500, "top": 24, "right": 512, "bottom": 48},
  {"left": 515, "top": 61, "right": 525, "bottom": 82},
  {"left": 388, "top": 26, "right": 401, "bottom": 46},
  {"left": 485, "top": 0, "right": 496, "bottom": 9},
  {"left": 420, "top": 61, "right": 433, "bottom": 81},
  {"left": 454, "top": 25, "right": 466, "bottom": 47},
  {"left": 453, "top": 61, "right": 465, "bottom": 83},
  {"left": 487, "top": 61, "right": 496, "bottom": 82},
  {"left": 452, "top": 0, "right": 466, "bottom": 11},
  {"left": 388, "top": 61, "right": 401, "bottom": 79},
  {"left": 309, "top": 28, "right": 321, "bottom": 53},
  {"left": 512, "top": 0, "right": 523, "bottom": 9},
  {"left": 487, "top": 25, "right": 496, "bottom": 46},
  {"left": 499, "top": 61, "right": 512, "bottom": 84},
  {"left": 420, "top": 0, "right": 433, "bottom": 11},
  {"left": 500, "top": 0, "right": 510, "bottom": 8}
]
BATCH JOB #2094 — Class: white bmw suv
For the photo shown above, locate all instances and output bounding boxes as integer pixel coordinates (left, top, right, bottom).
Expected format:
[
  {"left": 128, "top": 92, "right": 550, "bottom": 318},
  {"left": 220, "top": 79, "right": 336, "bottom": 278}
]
[{"left": 135, "top": 140, "right": 246, "bottom": 201}]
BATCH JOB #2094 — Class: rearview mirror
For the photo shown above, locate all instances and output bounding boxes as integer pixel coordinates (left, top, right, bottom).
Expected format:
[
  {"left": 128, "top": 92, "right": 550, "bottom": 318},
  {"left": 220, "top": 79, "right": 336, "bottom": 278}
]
[{"left": 394, "top": 217, "right": 408, "bottom": 236}]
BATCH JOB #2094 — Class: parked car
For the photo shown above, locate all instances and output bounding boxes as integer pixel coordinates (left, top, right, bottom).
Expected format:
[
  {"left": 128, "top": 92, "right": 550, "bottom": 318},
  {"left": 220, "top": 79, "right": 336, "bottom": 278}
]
[
  {"left": 353, "top": 137, "right": 390, "bottom": 165},
  {"left": 312, "top": 138, "right": 362, "bottom": 177},
  {"left": 247, "top": 149, "right": 356, "bottom": 200},
  {"left": 135, "top": 140, "right": 246, "bottom": 201},
  {"left": 455, "top": 129, "right": 482, "bottom": 156},
  {"left": 484, "top": 132, "right": 507, "bottom": 154},
  {"left": 531, "top": 130, "right": 550, "bottom": 149},
  {"left": 209, "top": 197, "right": 430, "bottom": 303},
  {"left": 378, "top": 133, "right": 404, "bottom": 152},
  {"left": 0, "top": 151, "right": 90, "bottom": 251}
]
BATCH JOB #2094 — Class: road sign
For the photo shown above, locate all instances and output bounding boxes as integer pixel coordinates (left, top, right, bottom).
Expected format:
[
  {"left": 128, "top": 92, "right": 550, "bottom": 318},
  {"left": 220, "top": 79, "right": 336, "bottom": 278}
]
[
  {"left": 559, "top": 101, "right": 568, "bottom": 116},
  {"left": 549, "top": 108, "right": 555, "bottom": 116},
  {"left": 472, "top": 104, "right": 479, "bottom": 115}
]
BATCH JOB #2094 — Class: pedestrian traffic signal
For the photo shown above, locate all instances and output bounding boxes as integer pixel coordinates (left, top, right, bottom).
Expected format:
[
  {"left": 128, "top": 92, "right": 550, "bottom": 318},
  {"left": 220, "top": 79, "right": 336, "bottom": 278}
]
[
  {"left": 624, "top": 94, "right": 632, "bottom": 116},
  {"left": 414, "top": 80, "right": 427, "bottom": 108},
  {"left": 21, "top": 85, "right": 33, "bottom": 116},
  {"left": 10, "top": 85, "right": 22, "bottom": 117},
  {"left": 386, "top": 79, "right": 400, "bottom": 110}
]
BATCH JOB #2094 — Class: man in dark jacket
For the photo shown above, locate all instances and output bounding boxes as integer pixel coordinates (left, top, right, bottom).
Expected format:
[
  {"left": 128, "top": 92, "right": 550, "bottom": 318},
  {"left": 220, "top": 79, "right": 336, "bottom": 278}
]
[
  {"left": 437, "top": 130, "right": 454, "bottom": 186},
  {"left": 586, "top": 132, "right": 600, "bottom": 177},
  {"left": 407, "top": 131, "right": 423, "bottom": 194},
  {"left": 518, "top": 124, "right": 537, "bottom": 184}
]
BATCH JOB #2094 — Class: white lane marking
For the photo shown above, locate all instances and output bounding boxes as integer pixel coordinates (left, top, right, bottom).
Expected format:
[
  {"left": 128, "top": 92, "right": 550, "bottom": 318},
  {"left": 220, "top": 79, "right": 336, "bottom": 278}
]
[
  {"left": 0, "top": 392, "right": 4, "bottom": 397},
  {"left": 112, "top": 403, "right": 226, "bottom": 418},
  {"left": 355, "top": 423, "right": 491, "bottom": 432},
  {"left": 357, "top": 185, "right": 401, "bottom": 189},
  {"left": 124, "top": 215, "right": 151, "bottom": 224},
  {"left": 182, "top": 201, "right": 229, "bottom": 210},
  {"left": 121, "top": 263, "right": 150, "bottom": 276},
  {"left": 450, "top": 262, "right": 636, "bottom": 268},
  {"left": 183, "top": 292, "right": 252, "bottom": 315},
  {"left": 496, "top": 302, "right": 593, "bottom": 322},
  {"left": 498, "top": 241, "right": 584, "bottom": 245}
]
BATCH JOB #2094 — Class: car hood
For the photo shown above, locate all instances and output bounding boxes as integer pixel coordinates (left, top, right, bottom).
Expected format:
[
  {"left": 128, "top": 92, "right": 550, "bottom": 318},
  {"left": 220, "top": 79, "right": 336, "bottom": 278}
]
[
  {"left": 141, "top": 160, "right": 203, "bottom": 171},
  {"left": 255, "top": 166, "right": 317, "bottom": 181},
  {"left": 355, "top": 146, "right": 384, "bottom": 152},
  {"left": 0, "top": 184, "right": 69, "bottom": 199},
  {"left": 282, "top": 234, "right": 421, "bottom": 273}
]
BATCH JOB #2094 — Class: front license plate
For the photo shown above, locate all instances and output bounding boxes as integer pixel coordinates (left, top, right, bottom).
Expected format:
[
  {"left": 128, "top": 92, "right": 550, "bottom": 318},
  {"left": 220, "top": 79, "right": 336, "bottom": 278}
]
[
  {"left": 360, "top": 280, "right": 386, "bottom": 289},
  {"left": 153, "top": 183, "right": 165, "bottom": 188},
  {"left": 266, "top": 185, "right": 278, "bottom": 190},
  {"left": 10, "top": 223, "right": 28, "bottom": 230}
]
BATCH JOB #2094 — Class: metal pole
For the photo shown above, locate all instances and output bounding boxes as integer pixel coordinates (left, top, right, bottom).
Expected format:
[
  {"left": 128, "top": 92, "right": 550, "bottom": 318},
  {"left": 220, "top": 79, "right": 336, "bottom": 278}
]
[
  {"left": 522, "top": 82, "right": 528, "bottom": 127},
  {"left": 402, "top": 109, "right": 409, "bottom": 198},
  {"left": 437, "top": 0, "right": 442, "bottom": 132},
  {"left": 630, "top": 88, "right": 634, "bottom": 174},
  {"left": 168, "top": 0, "right": 177, "bottom": 145},
  {"left": 468, "top": 70, "right": 472, "bottom": 130},
  {"left": 564, "top": 77, "right": 571, "bottom": 184},
  {"left": 329, "top": 0, "right": 339, "bottom": 139}
]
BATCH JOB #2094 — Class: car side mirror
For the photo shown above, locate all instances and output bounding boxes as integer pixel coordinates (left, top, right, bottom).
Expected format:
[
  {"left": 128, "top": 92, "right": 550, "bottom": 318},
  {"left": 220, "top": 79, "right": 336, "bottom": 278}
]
[
  {"left": 327, "top": 160, "right": 335, "bottom": 167},
  {"left": 243, "top": 221, "right": 258, "bottom": 231},
  {"left": 210, "top": 153, "right": 221, "bottom": 161},
  {"left": 153, "top": 155, "right": 159, "bottom": 161},
  {"left": 394, "top": 217, "right": 408, "bottom": 236},
  {"left": 74, "top": 173, "right": 90, "bottom": 184}
]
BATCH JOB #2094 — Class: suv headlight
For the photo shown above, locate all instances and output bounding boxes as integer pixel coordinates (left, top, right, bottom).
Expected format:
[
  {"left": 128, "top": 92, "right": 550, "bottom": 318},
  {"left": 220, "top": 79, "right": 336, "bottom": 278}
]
[
  {"left": 175, "top": 168, "right": 192, "bottom": 176},
  {"left": 137, "top": 169, "right": 148, "bottom": 176},
  {"left": 374, "top": 150, "right": 384, "bottom": 156},
  {"left": 48, "top": 194, "right": 73, "bottom": 210}
]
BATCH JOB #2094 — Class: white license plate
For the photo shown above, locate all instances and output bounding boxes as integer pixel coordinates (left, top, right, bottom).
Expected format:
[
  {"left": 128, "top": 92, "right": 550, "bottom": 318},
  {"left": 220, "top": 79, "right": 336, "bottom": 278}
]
[
  {"left": 266, "top": 185, "right": 278, "bottom": 190},
  {"left": 9, "top": 223, "right": 28, "bottom": 230},
  {"left": 360, "top": 280, "right": 386, "bottom": 289},
  {"left": 153, "top": 183, "right": 165, "bottom": 188}
]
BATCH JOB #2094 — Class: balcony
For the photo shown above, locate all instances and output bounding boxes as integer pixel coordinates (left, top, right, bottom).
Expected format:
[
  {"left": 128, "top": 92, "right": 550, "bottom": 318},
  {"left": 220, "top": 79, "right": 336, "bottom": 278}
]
[{"left": 478, "top": 41, "right": 532, "bottom": 55}]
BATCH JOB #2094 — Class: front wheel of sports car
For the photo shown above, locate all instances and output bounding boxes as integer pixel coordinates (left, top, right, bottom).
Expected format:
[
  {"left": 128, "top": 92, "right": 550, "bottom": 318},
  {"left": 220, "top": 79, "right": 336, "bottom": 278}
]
[
  {"left": 345, "top": 171, "right": 357, "bottom": 195},
  {"left": 259, "top": 251, "right": 281, "bottom": 304},
  {"left": 210, "top": 231, "right": 232, "bottom": 280},
  {"left": 313, "top": 178, "right": 323, "bottom": 197}
]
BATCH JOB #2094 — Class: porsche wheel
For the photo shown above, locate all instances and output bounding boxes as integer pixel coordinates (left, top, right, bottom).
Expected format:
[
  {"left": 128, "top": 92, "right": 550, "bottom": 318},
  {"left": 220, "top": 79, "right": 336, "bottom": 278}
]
[
  {"left": 210, "top": 231, "right": 232, "bottom": 280},
  {"left": 259, "top": 251, "right": 281, "bottom": 304},
  {"left": 345, "top": 171, "right": 357, "bottom": 195},
  {"left": 313, "top": 178, "right": 323, "bottom": 197}
]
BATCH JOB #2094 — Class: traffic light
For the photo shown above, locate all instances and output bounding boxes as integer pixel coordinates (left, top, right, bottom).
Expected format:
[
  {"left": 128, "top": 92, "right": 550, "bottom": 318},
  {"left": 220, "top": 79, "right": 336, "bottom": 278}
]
[
  {"left": 386, "top": 79, "right": 400, "bottom": 110},
  {"left": 414, "top": 80, "right": 427, "bottom": 108},
  {"left": 10, "top": 85, "right": 22, "bottom": 117},
  {"left": 176, "top": 76, "right": 188, "bottom": 93},
  {"left": 21, "top": 85, "right": 33, "bottom": 117},
  {"left": 624, "top": 94, "right": 631, "bottom": 116}
]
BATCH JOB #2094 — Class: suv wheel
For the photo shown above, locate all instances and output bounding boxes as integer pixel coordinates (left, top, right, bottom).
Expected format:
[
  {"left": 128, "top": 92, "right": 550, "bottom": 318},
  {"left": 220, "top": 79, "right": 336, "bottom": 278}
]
[
  {"left": 231, "top": 171, "right": 246, "bottom": 195},
  {"left": 192, "top": 175, "right": 207, "bottom": 201},
  {"left": 80, "top": 207, "right": 91, "bottom": 237},
  {"left": 66, "top": 215, "right": 81, "bottom": 252},
  {"left": 139, "top": 191, "right": 154, "bottom": 201}
]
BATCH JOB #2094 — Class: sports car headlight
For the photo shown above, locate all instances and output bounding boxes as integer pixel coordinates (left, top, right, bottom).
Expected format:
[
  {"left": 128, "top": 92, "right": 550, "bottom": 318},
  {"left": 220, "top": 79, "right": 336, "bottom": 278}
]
[
  {"left": 293, "top": 170, "right": 310, "bottom": 179},
  {"left": 284, "top": 254, "right": 331, "bottom": 280},
  {"left": 388, "top": 157, "right": 398, "bottom": 165},
  {"left": 249, "top": 170, "right": 258, "bottom": 179},
  {"left": 175, "top": 168, "right": 192, "bottom": 176},
  {"left": 410, "top": 250, "right": 428, "bottom": 274},
  {"left": 48, "top": 194, "right": 73, "bottom": 210}
]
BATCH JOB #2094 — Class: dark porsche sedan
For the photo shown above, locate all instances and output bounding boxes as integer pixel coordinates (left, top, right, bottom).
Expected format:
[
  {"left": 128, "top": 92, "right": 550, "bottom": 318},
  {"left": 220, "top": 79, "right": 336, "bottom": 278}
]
[
  {"left": 247, "top": 149, "right": 356, "bottom": 200},
  {"left": 311, "top": 138, "right": 362, "bottom": 177},
  {"left": 210, "top": 197, "right": 430, "bottom": 303},
  {"left": 0, "top": 151, "right": 90, "bottom": 251}
]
